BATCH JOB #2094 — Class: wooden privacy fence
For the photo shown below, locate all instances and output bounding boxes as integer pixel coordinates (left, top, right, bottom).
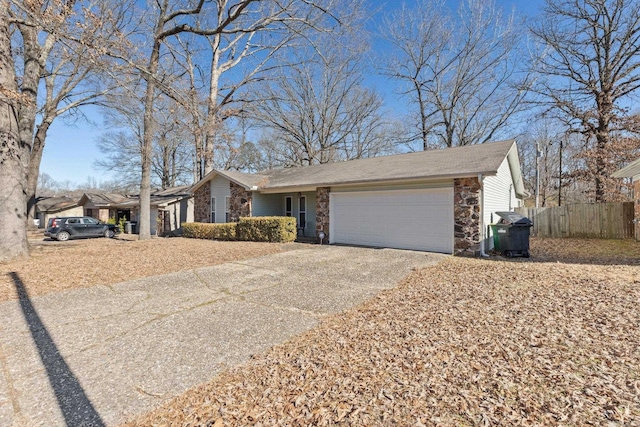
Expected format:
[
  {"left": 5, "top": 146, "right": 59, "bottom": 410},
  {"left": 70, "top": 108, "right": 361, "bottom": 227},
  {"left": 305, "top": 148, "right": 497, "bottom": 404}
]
[{"left": 516, "top": 202, "right": 634, "bottom": 239}]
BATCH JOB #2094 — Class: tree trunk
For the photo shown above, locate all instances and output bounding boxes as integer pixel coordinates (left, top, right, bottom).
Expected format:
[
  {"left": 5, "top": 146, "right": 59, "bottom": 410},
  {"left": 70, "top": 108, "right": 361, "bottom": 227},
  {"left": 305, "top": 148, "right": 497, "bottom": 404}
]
[
  {"left": 594, "top": 93, "right": 613, "bottom": 203},
  {"left": 0, "top": 6, "right": 29, "bottom": 261},
  {"left": 139, "top": 40, "right": 161, "bottom": 240},
  {"left": 204, "top": 34, "right": 222, "bottom": 175},
  {"left": 26, "top": 119, "right": 52, "bottom": 226},
  {"left": 16, "top": 25, "right": 42, "bottom": 231},
  {"left": 594, "top": 134, "right": 608, "bottom": 202},
  {"left": 161, "top": 142, "right": 170, "bottom": 189}
]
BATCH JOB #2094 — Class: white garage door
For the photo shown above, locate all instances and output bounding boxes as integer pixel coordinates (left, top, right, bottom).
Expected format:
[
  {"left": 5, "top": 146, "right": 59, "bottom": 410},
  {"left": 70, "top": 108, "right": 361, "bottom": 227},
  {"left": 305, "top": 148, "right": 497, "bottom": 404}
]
[{"left": 330, "top": 187, "right": 454, "bottom": 253}]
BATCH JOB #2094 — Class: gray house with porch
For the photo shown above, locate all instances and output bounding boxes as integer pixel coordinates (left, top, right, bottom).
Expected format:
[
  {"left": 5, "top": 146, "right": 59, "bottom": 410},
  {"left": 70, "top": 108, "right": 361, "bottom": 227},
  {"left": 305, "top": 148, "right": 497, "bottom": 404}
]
[{"left": 190, "top": 140, "right": 526, "bottom": 255}]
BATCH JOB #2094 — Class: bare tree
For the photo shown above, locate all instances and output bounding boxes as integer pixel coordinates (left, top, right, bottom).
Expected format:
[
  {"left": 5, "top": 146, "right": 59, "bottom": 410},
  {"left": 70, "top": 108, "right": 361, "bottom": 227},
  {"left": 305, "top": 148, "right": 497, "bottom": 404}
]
[
  {"left": 1, "top": 0, "right": 107, "bottom": 260},
  {"left": 0, "top": 0, "right": 28, "bottom": 261},
  {"left": 95, "top": 90, "right": 192, "bottom": 189},
  {"left": 168, "top": 0, "right": 362, "bottom": 179},
  {"left": 382, "top": 0, "right": 530, "bottom": 150},
  {"left": 252, "top": 42, "right": 396, "bottom": 166},
  {"left": 531, "top": 0, "right": 640, "bottom": 202},
  {"left": 518, "top": 119, "right": 566, "bottom": 207},
  {"left": 108, "top": 0, "right": 351, "bottom": 239},
  {"left": 8, "top": 0, "right": 132, "bottom": 226}
]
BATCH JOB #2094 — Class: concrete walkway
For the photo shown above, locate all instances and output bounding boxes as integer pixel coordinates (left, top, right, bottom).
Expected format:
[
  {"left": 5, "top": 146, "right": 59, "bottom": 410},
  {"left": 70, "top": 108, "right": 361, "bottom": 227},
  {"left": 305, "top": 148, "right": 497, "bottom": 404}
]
[{"left": 0, "top": 245, "right": 446, "bottom": 426}]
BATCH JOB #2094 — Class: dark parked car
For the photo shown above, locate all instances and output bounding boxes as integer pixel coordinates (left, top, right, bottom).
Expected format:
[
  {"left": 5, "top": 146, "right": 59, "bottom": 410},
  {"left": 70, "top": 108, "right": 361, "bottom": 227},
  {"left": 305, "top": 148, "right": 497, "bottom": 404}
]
[{"left": 44, "top": 216, "right": 120, "bottom": 241}]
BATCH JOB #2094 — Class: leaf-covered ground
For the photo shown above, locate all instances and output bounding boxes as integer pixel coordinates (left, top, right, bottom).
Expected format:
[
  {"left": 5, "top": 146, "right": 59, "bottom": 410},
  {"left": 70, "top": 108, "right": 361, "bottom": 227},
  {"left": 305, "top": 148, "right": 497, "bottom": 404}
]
[
  {"left": 123, "top": 239, "right": 640, "bottom": 426},
  {"left": 0, "top": 235, "right": 283, "bottom": 302}
]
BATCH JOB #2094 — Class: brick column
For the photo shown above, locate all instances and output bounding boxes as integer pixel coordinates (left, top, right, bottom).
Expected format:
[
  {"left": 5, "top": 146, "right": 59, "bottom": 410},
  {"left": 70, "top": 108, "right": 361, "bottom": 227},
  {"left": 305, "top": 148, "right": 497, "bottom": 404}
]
[
  {"left": 316, "top": 187, "right": 330, "bottom": 243},
  {"left": 454, "top": 178, "right": 481, "bottom": 257},
  {"left": 229, "top": 182, "right": 251, "bottom": 222},
  {"left": 194, "top": 182, "right": 211, "bottom": 222}
]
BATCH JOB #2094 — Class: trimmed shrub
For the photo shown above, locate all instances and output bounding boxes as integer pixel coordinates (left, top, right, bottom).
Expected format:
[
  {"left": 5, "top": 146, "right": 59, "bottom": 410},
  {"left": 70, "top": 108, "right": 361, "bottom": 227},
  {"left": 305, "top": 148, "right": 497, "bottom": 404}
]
[
  {"left": 237, "top": 217, "right": 297, "bottom": 243},
  {"left": 183, "top": 217, "right": 296, "bottom": 243},
  {"left": 182, "top": 222, "right": 237, "bottom": 240}
]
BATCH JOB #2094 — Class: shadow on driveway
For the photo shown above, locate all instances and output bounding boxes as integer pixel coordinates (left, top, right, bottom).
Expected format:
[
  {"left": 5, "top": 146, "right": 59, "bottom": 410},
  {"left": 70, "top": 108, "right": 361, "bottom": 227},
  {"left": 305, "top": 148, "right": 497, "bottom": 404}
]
[{"left": 10, "top": 272, "right": 105, "bottom": 427}]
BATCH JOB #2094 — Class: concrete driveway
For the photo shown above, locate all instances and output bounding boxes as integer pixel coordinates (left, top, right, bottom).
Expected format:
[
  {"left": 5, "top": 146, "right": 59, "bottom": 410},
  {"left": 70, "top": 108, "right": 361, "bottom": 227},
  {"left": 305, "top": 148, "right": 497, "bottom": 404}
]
[{"left": 0, "top": 245, "right": 446, "bottom": 426}]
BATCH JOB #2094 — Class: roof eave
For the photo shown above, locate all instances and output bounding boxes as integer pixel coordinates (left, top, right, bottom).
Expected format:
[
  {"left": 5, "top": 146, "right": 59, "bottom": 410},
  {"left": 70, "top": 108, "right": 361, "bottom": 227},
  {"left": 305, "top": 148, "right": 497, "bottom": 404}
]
[
  {"left": 612, "top": 158, "right": 640, "bottom": 178},
  {"left": 257, "top": 171, "right": 500, "bottom": 193},
  {"left": 506, "top": 142, "right": 527, "bottom": 199}
]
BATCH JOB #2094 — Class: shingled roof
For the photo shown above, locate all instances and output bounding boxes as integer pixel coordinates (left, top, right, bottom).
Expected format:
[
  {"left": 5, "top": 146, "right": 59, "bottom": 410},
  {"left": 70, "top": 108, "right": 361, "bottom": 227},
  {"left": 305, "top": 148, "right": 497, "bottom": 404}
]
[
  {"left": 193, "top": 140, "right": 525, "bottom": 197},
  {"left": 35, "top": 196, "right": 79, "bottom": 213},
  {"left": 78, "top": 187, "right": 192, "bottom": 209},
  {"left": 79, "top": 193, "right": 130, "bottom": 207}
]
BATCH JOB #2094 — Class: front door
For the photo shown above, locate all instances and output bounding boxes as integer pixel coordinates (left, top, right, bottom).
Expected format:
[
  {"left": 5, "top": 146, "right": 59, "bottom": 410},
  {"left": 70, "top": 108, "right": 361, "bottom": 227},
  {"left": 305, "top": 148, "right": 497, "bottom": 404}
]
[{"left": 160, "top": 211, "right": 171, "bottom": 236}]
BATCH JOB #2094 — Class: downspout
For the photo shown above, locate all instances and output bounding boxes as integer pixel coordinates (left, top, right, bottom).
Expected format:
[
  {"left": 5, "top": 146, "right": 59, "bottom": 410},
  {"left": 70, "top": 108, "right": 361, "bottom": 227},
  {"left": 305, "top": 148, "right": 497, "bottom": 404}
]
[{"left": 478, "top": 174, "right": 489, "bottom": 257}]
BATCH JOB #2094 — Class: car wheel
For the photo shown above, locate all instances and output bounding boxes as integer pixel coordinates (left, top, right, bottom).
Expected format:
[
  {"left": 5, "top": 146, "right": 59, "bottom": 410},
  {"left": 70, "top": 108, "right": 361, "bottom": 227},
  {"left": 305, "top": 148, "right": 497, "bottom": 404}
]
[
  {"left": 57, "top": 231, "right": 70, "bottom": 241},
  {"left": 104, "top": 229, "right": 115, "bottom": 238}
]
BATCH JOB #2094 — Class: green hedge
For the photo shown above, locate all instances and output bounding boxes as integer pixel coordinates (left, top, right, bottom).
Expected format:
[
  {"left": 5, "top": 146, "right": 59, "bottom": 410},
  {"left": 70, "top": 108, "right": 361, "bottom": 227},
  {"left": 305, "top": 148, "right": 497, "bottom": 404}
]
[
  {"left": 237, "top": 217, "right": 297, "bottom": 243},
  {"left": 182, "top": 216, "right": 297, "bottom": 243},
  {"left": 182, "top": 222, "right": 237, "bottom": 240}
]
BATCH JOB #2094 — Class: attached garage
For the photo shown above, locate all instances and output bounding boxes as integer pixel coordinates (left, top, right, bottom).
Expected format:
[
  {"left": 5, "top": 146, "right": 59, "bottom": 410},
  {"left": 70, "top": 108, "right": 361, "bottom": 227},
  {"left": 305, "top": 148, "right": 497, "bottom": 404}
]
[
  {"left": 191, "top": 140, "right": 526, "bottom": 256},
  {"left": 330, "top": 187, "right": 454, "bottom": 253}
]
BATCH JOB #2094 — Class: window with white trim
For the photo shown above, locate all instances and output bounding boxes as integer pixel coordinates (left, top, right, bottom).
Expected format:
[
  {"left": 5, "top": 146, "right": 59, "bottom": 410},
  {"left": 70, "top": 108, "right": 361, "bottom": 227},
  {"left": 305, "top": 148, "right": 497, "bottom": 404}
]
[
  {"left": 299, "top": 196, "right": 306, "bottom": 229},
  {"left": 285, "top": 196, "right": 292, "bottom": 217},
  {"left": 225, "top": 196, "right": 231, "bottom": 222},
  {"left": 210, "top": 197, "right": 216, "bottom": 223}
]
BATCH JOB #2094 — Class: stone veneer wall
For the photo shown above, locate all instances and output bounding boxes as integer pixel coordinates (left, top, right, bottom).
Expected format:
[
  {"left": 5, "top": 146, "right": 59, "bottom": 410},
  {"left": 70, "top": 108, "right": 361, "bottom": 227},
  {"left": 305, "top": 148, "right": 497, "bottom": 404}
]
[
  {"left": 316, "top": 187, "right": 330, "bottom": 243},
  {"left": 454, "top": 177, "right": 481, "bottom": 256},
  {"left": 635, "top": 180, "right": 640, "bottom": 240},
  {"left": 229, "top": 182, "right": 252, "bottom": 222},
  {"left": 194, "top": 181, "right": 211, "bottom": 222}
]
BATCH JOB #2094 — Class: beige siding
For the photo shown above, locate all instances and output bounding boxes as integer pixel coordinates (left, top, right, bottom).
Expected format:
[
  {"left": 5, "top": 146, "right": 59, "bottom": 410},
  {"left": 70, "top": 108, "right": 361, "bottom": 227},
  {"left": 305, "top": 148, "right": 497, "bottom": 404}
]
[{"left": 39, "top": 206, "right": 84, "bottom": 228}]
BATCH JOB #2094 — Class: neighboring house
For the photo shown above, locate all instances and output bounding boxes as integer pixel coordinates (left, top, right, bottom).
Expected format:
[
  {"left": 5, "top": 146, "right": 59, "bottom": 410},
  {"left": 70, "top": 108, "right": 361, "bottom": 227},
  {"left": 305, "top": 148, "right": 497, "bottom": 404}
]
[
  {"left": 35, "top": 196, "right": 83, "bottom": 228},
  {"left": 612, "top": 159, "right": 640, "bottom": 240},
  {"left": 78, "top": 187, "right": 193, "bottom": 235},
  {"left": 78, "top": 193, "right": 131, "bottom": 222},
  {"left": 152, "top": 185, "right": 195, "bottom": 235},
  {"left": 190, "top": 140, "right": 526, "bottom": 255}
]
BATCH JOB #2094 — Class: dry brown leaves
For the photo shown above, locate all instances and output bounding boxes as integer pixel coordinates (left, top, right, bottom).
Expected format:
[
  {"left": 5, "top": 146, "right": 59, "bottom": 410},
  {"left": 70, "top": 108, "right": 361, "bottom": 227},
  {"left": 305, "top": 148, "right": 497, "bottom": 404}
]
[
  {"left": 0, "top": 236, "right": 283, "bottom": 302},
  {"left": 124, "top": 240, "right": 640, "bottom": 427},
  {"left": 530, "top": 237, "right": 640, "bottom": 266}
]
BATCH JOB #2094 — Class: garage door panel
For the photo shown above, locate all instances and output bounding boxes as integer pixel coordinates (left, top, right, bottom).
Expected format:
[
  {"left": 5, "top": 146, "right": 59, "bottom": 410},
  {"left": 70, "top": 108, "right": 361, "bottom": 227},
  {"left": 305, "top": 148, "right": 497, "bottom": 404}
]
[{"left": 330, "top": 188, "right": 453, "bottom": 253}]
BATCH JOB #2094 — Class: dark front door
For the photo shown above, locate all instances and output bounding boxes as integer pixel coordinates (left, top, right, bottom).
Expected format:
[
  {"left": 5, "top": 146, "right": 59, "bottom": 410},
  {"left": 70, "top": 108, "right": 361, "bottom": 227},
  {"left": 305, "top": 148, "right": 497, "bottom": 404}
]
[
  {"left": 162, "top": 211, "right": 171, "bottom": 235},
  {"left": 116, "top": 209, "right": 131, "bottom": 221}
]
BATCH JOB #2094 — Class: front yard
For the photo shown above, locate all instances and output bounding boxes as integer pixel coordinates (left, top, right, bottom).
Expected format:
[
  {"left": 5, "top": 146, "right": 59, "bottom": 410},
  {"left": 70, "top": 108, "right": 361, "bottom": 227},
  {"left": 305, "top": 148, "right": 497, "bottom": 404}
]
[
  {"left": 122, "top": 238, "right": 640, "bottom": 426},
  {"left": 2, "top": 236, "right": 639, "bottom": 425},
  {"left": 0, "top": 235, "right": 284, "bottom": 302}
]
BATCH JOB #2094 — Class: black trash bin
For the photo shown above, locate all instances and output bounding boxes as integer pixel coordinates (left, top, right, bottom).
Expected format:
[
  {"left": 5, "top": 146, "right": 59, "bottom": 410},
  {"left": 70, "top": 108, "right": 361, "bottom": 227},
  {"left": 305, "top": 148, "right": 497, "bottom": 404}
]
[{"left": 490, "top": 212, "right": 533, "bottom": 258}]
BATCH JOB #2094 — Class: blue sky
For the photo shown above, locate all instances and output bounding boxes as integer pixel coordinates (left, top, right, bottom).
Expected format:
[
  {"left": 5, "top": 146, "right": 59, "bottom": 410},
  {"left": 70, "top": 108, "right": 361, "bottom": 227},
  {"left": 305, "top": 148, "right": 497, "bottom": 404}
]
[{"left": 39, "top": 0, "right": 544, "bottom": 186}]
